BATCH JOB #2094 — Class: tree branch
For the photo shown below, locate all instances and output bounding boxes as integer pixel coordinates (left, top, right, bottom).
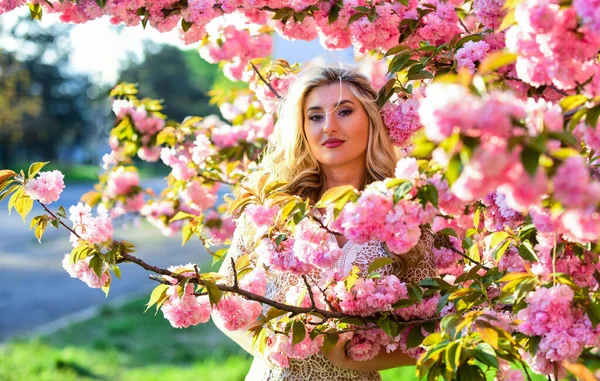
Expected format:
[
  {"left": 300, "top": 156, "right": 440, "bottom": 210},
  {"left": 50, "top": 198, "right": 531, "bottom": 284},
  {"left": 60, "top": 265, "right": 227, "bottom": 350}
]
[
  {"left": 250, "top": 61, "right": 281, "bottom": 99},
  {"left": 425, "top": 227, "right": 490, "bottom": 270}
]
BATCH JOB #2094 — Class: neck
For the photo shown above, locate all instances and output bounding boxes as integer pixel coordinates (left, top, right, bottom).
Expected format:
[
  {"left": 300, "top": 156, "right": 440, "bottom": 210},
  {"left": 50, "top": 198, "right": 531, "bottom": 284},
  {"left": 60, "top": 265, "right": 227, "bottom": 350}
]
[{"left": 321, "top": 160, "right": 366, "bottom": 194}]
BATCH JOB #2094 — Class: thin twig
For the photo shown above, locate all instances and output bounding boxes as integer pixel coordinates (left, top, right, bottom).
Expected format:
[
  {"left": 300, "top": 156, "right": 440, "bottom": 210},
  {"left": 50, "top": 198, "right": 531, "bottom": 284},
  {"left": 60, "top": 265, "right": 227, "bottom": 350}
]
[
  {"left": 458, "top": 18, "right": 470, "bottom": 34},
  {"left": 250, "top": 61, "right": 281, "bottom": 99},
  {"left": 425, "top": 227, "right": 490, "bottom": 270},
  {"left": 519, "top": 359, "right": 533, "bottom": 381},
  {"left": 39, "top": 202, "right": 83, "bottom": 240},
  {"left": 302, "top": 275, "right": 316, "bottom": 310},
  {"left": 149, "top": 274, "right": 171, "bottom": 285},
  {"left": 231, "top": 257, "right": 238, "bottom": 289}
]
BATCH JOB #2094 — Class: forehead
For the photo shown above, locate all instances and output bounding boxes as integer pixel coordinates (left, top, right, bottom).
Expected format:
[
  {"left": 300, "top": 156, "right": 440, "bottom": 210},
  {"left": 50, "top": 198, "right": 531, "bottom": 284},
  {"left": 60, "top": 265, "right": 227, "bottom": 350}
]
[{"left": 304, "top": 83, "right": 359, "bottom": 111}]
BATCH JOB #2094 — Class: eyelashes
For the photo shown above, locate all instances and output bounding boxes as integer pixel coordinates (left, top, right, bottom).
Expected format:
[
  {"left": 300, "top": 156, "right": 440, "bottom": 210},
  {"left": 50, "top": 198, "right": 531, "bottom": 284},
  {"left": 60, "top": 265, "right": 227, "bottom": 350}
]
[{"left": 307, "top": 109, "right": 353, "bottom": 122}]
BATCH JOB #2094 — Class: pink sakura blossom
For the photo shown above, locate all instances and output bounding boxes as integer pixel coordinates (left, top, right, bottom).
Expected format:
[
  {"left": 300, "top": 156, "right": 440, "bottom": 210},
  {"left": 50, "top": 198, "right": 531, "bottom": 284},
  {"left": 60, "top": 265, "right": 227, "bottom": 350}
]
[
  {"left": 560, "top": 209, "right": 600, "bottom": 243},
  {"left": 0, "top": 0, "right": 25, "bottom": 13},
  {"left": 394, "top": 295, "right": 440, "bottom": 320},
  {"left": 381, "top": 99, "right": 422, "bottom": 147},
  {"left": 451, "top": 139, "right": 518, "bottom": 203},
  {"left": 394, "top": 157, "right": 420, "bottom": 182},
  {"left": 472, "top": 0, "right": 506, "bottom": 29},
  {"left": 213, "top": 295, "right": 262, "bottom": 331},
  {"left": 245, "top": 204, "right": 279, "bottom": 229},
  {"left": 24, "top": 170, "right": 65, "bottom": 205},
  {"left": 251, "top": 72, "right": 295, "bottom": 113},
  {"left": 454, "top": 41, "right": 490, "bottom": 73},
  {"left": 137, "top": 146, "right": 162, "bottom": 162},
  {"left": 312, "top": 1, "right": 353, "bottom": 50},
  {"left": 219, "top": 94, "right": 256, "bottom": 121},
  {"left": 573, "top": 0, "right": 600, "bottom": 35},
  {"left": 410, "top": 1, "right": 462, "bottom": 47},
  {"left": 277, "top": 329, "right": 324, "bottom": 360},
  {"left": 498, "top": 164, "right": 548, "bottom": 212},
  {"left": 506, "top": 0, "right": 600, "bottom": 90},
  {"left": 271, "top": 18, "right": 318, "bottom": 41},
  {"left": 256, "top": 236, "right": 311, "bottom": 274},
  {"left": 428, "top": 174, "right": 464, "bottom": 216},
  {"left": 431, "top": 235, "right": 462, "bottom": 271},
  {"left": 293, "top": 218, "right": 343, "bottom": 269},
  {"left": 525, "top": 98, "right": 564, "bottom": 135},
  {"left": 140, "top": 200, "right": 182, "bottom": 237},
  {"left": 204, "top": 210, "right": 236, "bottom": 244},
  {"left": 348, "top": 2, "right": 410, "bottom": 53},
  {"left": 160, "top": 147, "right": 196, "bottom": 181},
  {"left": 384, "top": 199, "right": 428, "bottom": 254},
  {"left": 516, "top": 285, "right": 575, "bottom": 336},
  {"left": 161, "top": 282, "right": 212, "bottom": 328},
  {"left": 61, "top": 253, "right": 109, "bottom": 288},
  {"left": 496, "top": 360, "right": 525, "bottom": 381},
  {"left": 239, "top": 267, "right": 267, "bottom": 296},
  {"left": 358, "top": 52, "right": 389, "bottom": 91},
  {"left": 69, "top": 203, "right": 113, "bottom": 246},
  {"left": 105, "top": 167, "right": 140, "bottom": 198},
  {"left": 553, "top": 156, "right": 600, "bottom": 209},
  {"left": 346, "top": 328, "right": 390, "bottom": 361},
  {"left": 483, "top": 192, "right": 523, "bottom": 232},
  {"left": 331, "top": 275, "right": 408, "bottom": 317},
  {"left": 180, "top": 181, "right": 217, "bottom": 213}
]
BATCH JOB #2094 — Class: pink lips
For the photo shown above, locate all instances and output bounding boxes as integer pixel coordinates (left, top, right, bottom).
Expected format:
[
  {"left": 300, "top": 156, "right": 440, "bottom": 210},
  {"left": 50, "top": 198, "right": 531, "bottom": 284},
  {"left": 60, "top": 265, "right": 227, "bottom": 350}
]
[{"left": 322, "top": 138, "right": 345, "bottom": 148}]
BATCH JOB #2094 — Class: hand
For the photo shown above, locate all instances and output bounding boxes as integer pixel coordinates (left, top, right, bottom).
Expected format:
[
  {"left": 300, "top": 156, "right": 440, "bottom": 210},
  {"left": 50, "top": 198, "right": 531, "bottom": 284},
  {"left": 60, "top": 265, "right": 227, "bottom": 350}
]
[{"left": 322, "top": 337, "right": 351, "bottom": 370}]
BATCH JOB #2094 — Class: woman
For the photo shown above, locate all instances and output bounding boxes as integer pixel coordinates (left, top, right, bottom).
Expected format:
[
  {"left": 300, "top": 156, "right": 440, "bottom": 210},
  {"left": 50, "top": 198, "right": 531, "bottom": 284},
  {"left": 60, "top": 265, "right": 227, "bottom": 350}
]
[{"left": 216, "top": 65, "right": 437, "bottom": 380}]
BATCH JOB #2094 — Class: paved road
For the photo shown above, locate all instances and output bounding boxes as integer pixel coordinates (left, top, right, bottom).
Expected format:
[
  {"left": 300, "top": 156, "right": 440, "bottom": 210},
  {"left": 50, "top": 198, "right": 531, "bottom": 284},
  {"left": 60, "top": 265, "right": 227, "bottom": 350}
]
[{"left": 0, "top": 179, "right": 212, "bottom": 342}]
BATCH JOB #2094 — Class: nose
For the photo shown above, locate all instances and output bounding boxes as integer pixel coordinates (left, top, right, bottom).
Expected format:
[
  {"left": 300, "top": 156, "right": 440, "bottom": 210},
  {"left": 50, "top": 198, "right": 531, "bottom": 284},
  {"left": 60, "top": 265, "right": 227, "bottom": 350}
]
[{"left": 322, "top": 113, "right": 338, "bottom": 134}]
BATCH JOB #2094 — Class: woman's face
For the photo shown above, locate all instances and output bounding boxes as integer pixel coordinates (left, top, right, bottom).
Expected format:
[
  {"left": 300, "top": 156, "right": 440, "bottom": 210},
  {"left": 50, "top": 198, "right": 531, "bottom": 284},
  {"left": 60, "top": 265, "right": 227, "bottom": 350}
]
[{"left": 303, "top": 83, "right": 370, "bottom": 171}]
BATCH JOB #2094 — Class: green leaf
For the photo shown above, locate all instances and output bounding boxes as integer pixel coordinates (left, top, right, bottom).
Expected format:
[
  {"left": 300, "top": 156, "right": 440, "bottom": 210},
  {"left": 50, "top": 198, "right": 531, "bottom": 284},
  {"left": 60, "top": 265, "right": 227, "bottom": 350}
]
[
  {"left": 28, "top": 161, "right": 50, "bottom": 179},
  {"left": 28, "top": 3, "right": 43, "bottom": 20},
  {"left": 181, "top": 223, "right": 194, "bottom": 246},
  {"left": 328, "top": 3, "right": 340, "bottom": 24},
  {"left": 560, "top": 94, "right": 588, "bottom": 112},
  {"left": 408, "top": 284, "right": 423, "bottom": 302},
  {"left": 34, "top": 217, "right": 49, "bottom": 242},
  {"left": 472, "top": 343, "right": 498, "bottom": 369},
  {"left": 292, "top": 321, "right": 306, "bottom": 346},
  {"left": 489, "top": 232, "right": 509, "bottom": 250},
  {"left": 521, "top": 146, "right": 540, "bottom": 177},
  {"left": 181, "top": 19, "right": 193, "bottom": 32},
  {"left": 406, "top": 326, "right": 425, "bottom": 349},
  {"left": 457, "top": 363, "right": 486, "bottom": 381},
  {"left": 586, "top": 106, "right": 600, "bottom": 128},
  {"left": 170, "top": 211, "right": 194, "bottom": 222},
  {"left": 368, "top": 257, "right": 395, "bottom": 273},
  {"left": 422, "top": 332, "right": 443, "bottom": 347},
  {"left": 145, "top": 284, "right": 170, "bottom": 313},
  {"left": 7, "top": 187, "right": 22, "bottom": 214},
  {"left": 440, "top": 228, "right": 458, "bottom": 238},
  {"left": 204, "top": 280, "right": 222, "bottom": 306},
  {"left": 15, "top": 193, "right": 33, "bottom": 222},
  {"left": 587, "top": 297, "right": 600, "bottom": 328},
  {"left": 322, "top": 333, "right": 339, "bottom": 355},
  {"left": 498, "top": 272, "right": 531, "bottom": 283},
  {"left": 445, "top": 153, "right": 462, "bottom": 185},
  {"left": 393, "top": 181, "right": 413, "bottom": 204},
  {"left": 517, "top": 241, "right": 538, "bottom": 262},
  {"left": 494, "top": 239, "right": 511, "bottom": 261},
  {"left": 89, "top": 255, "right": 104, "bottom": 278},
  {"left": 57, "top": 206, "right": 67, "bottom": 219},
  {"left": 315, "top": 185, "right": 356, "bottom": 208},
  {"left": 445, "top": 341, "right": 462, "bottom": 372},
  {"left": 478, "top": 51, "right": 517, "bottom": 74},
  {"left": 476, "top": 322, "right": 499, "bottom": 349}
]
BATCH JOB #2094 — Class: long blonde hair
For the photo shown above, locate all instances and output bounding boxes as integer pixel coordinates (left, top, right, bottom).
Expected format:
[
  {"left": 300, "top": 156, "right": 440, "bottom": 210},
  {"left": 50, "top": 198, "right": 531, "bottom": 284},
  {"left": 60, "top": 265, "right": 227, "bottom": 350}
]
[{"left": 260, "top": 65, "right": 399, "bottom": 201}]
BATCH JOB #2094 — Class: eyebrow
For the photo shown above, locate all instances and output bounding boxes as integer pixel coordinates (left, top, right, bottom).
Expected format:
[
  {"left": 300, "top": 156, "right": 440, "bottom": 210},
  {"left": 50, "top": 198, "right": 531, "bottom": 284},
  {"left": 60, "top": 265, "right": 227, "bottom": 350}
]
[{"left": 306, "top": 99, "right": 355, "bottom": 113}]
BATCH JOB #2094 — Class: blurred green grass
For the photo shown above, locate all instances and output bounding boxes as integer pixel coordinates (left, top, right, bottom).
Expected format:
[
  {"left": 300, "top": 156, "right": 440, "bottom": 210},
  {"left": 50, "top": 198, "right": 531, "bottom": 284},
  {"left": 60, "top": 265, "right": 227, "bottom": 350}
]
[
  {"left": 0, "top": 296, "right": 418, "bottom": 381},
  {"left": 7, "top": 162, "right": 170, "bottom": 183}
]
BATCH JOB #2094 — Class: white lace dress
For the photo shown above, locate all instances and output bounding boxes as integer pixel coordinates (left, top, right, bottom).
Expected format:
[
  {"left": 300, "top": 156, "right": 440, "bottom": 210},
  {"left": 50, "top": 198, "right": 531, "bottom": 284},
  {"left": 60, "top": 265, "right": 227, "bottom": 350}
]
[{"left": 218, "top": 213, "right": 437, "bottom": 381}]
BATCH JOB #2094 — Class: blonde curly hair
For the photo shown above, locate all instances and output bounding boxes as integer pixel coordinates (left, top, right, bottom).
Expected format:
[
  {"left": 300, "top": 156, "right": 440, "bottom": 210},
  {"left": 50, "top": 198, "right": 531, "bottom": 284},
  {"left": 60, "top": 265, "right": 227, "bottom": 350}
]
[{"left": 259, "top": 65, "right": 399, "bottom": 201}]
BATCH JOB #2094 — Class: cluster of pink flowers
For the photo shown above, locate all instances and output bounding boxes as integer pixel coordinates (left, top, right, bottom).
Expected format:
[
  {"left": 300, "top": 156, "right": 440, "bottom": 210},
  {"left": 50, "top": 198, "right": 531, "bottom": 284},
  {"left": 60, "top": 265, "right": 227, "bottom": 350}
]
[
  {"left": 103, "top": 167, "right": 145, "bottom": 217},
  {"left": 213, "top": 295, "right": 262, "bottom": 331},
  {"left": 271, "top": 18, "right": 318, "bottom": 42},
  {"left": 407, "top": 0, "right": 462, "bottom": 47},
  {"left": 24, "top": 170, "right": 65, "bottom": 205},
  {"left": 199, "top": 14, "right": 272, "bottom": 81},
  {"left": 161, "top": 265, "right": 212, "bottom": 328},
  {"left": 239, "top": 266, "right": 267, "bottom": 296},
  {"left": 204, "top": 210, "right": 236, "bottom": 244},
  {"left": 111, "top": 99, "right": 165, "bottom": 163},
  {"left": 284, "top": 284, "right": 327, "bottom": 309},
  {"left": 380, "top": 99, "right": 422, "bottom": 147},
  {"left": 454, "top": 41, "right": 490, "bottom": 73},
  {"left": 506, "top": 0, "right": 600, "bottom": 90},
  {"left": 61, "top": 253, "right": 109, "bottom": 289},
  {"left": 180, "top": 180, "right": 218, "bottom": 215},
  {"left": 482, "top": 191, "right": 523, "bottom": 232},
  {"left": 293, "top": 218, "right": 343, "bottom": 269},
  {"left": 346, "top": 327, "right": 392, "bottom": 361},
  {"left": 265, "top": 327, "right": 324, "bottom": 368},
  {"left": 330, "top": 275, "right": 408, "bottom": 317},
  {"left": 472, "top": 0, "right": 506, "bottom": 29},
  {"left": 394, "top": 295, "right": 440, "bottom": 321},
  {"left": 256, "top": 236, "right": 312, "bottom": 275},
  {"left": 140, "top": 200, "right": 183, "bottom": 237},
  {"left": 516, "top": 285, "right": 600, "bottom": 373},
  {"left": 332, "top": 182, "right": 431, "bottom": 254},
  {"left": 212, "top": 114, "right": 274, "bottom": 147},
  {"left": 69, "top": 203, "right": 113, "bottom": 246},
  {"left": 250, "top": 72, "right": 295, "bottom": 114},
  {"left": 431, "top": 235, "right": 462, "bottom": 274}
]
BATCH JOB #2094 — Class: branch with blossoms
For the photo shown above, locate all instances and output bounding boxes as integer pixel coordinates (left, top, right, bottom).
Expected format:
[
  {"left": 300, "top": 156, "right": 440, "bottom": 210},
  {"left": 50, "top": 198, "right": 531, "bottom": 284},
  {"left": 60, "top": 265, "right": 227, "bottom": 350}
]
[{"left": 5, "top": 0, "right": 600, "bottom": 378}]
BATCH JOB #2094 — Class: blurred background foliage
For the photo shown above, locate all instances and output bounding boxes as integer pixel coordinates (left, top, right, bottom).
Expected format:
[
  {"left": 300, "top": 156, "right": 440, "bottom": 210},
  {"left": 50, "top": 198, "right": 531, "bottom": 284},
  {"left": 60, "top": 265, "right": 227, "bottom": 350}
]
[{"left": 0, "top": 16, "right": 240, "bottom": 170}]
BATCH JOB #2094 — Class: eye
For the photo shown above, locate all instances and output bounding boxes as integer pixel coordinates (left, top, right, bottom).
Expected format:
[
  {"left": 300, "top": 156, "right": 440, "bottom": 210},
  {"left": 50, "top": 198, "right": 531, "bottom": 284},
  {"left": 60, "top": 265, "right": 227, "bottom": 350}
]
[
  {"left": 308, "top": 114, "right": 324, "bottom": 122},
  {"left": 339, "top": 109, "right": 353, "bottom": 116}
]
